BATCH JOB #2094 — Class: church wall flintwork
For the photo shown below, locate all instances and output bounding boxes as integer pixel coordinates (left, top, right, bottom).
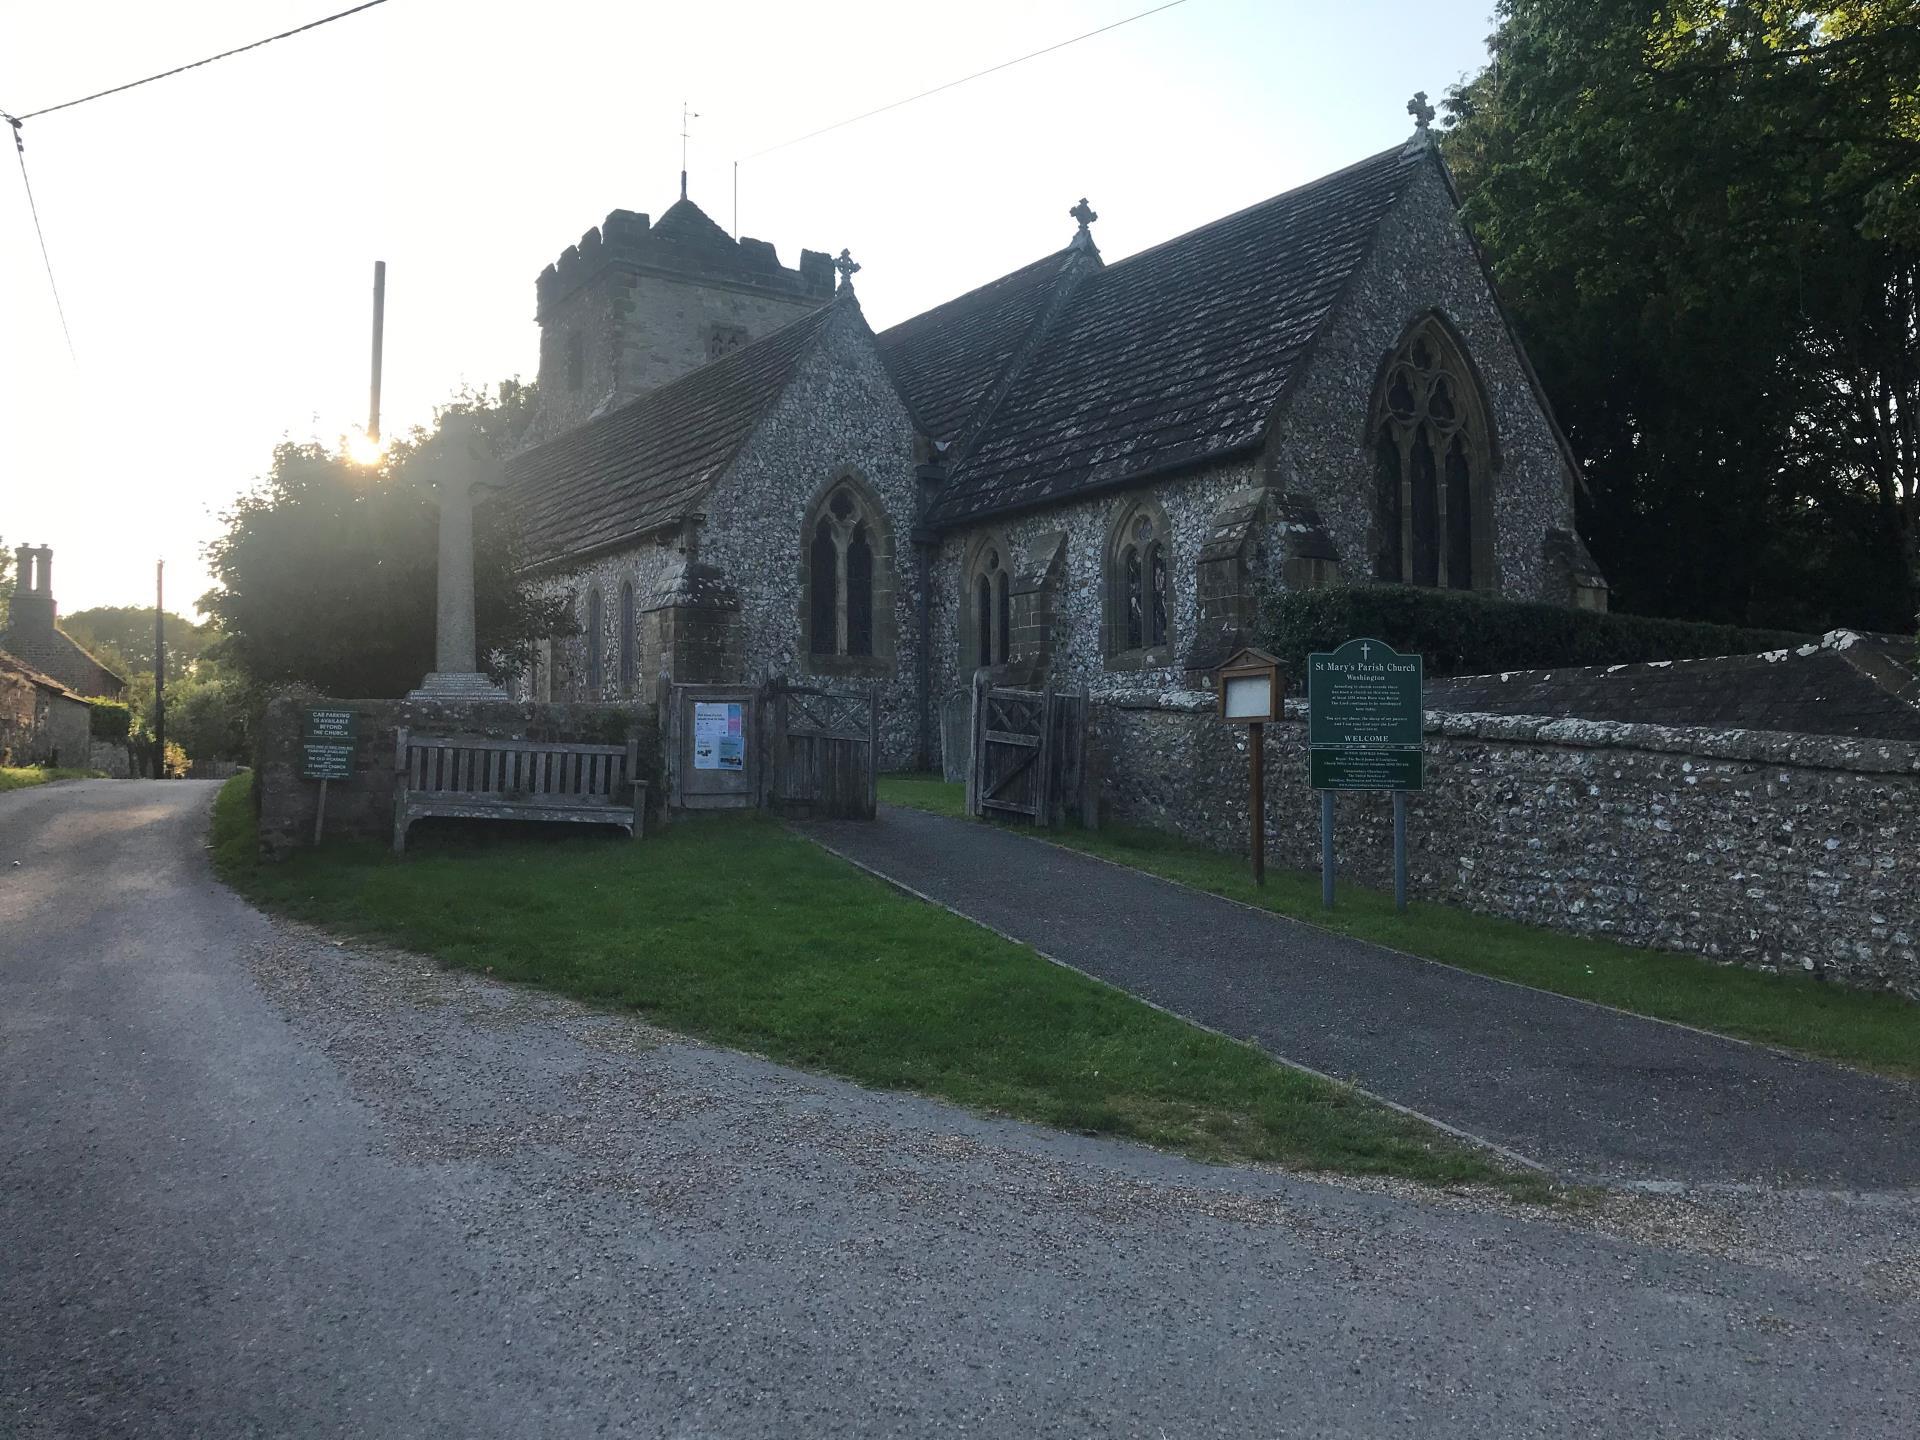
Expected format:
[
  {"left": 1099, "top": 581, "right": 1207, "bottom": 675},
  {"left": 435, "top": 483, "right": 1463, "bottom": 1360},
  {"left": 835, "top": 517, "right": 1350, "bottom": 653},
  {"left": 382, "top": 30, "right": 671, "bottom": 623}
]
[
  {"left": 1267, "top": 160, "right": 1580, "bottom": 605},
  {"left": 699, "top": 310, "right": 925, "bottom": 768}
]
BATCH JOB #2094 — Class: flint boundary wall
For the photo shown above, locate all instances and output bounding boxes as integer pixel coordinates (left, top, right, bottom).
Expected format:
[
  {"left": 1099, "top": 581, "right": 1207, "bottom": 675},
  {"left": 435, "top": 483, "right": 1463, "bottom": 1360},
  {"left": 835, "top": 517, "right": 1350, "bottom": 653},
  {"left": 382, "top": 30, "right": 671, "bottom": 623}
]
[
  {"left": 256, "top": 697, "right": 659, "bottom": 857},
  {"left": 1094, "top": 693, "right": 1920, "bottom": 996}
]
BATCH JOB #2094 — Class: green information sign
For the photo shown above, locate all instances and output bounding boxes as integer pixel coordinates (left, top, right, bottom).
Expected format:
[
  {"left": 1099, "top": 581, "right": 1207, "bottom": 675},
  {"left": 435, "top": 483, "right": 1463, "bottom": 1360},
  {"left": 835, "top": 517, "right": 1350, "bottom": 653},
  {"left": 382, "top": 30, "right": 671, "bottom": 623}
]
[
  {"left": 1307, "top": 638, "right": 1423, "bottom": 792},
  {"left": 301, "top": 707, "right": 357, "bottom": 781}
]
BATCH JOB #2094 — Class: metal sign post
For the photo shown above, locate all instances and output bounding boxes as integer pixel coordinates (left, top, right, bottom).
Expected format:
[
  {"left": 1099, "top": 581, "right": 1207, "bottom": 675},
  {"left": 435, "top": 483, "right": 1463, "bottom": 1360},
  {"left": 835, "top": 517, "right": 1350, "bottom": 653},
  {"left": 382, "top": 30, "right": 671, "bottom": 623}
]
[
  {"left": 1215, "top": 647, "right": 1284, "bottom": 887},
  {"left": 1307, "top": 638, "right": 1424, "bottom": 911},
  {"left": 301, "top": 707, "right": 357, "bottom": 845}
]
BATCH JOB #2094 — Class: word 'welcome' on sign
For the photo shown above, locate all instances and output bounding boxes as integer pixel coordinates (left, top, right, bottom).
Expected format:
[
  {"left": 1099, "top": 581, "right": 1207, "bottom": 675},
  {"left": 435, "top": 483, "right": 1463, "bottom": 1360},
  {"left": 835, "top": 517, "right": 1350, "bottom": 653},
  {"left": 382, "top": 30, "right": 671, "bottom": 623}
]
[{"left": 1307, "top": 638, "right": 1423, "bottom": 791}]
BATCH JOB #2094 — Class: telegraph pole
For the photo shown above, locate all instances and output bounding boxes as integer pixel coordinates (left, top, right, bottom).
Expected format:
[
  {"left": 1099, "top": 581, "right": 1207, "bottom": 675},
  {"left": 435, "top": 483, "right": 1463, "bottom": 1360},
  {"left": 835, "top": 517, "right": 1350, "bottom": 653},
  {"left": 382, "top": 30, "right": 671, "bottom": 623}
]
[
  {"left": 153, "top": 559, "right": 166, "bottom": 778},
  {"left": 369, "top": 259, "right": 385, "bottom": 444}
]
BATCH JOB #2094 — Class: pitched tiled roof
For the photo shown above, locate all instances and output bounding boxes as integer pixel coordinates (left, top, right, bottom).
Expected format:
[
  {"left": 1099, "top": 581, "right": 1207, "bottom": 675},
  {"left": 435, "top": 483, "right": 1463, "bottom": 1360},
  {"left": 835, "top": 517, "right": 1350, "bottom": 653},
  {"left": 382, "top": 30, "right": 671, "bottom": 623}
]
[
  {"left": 0, "top": 647, "right": 89, "bottom": 703},
  {"left": 0, "top": 629, "right": 123, "bottom": 698},
  {"left": 876, "top": 248, "right": 1085, "bottom": 444},
  {"left": 923, "top": 144, "right": 1428, "bottom": 526},
  {"left": 1424, "top": 636, "right": 1920, "bottom": 741},
  {"left": 501, "top": 302, "right": 840, "bottom": 566}
]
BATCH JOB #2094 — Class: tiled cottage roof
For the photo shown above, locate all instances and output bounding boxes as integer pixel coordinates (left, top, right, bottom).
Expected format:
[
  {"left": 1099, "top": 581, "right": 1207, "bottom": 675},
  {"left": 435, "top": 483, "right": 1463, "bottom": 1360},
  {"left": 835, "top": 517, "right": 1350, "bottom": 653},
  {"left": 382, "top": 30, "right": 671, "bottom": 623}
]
[
  {"left": 0, "top": 628, "right": 123, "bottom": 699},
  {"left": 0, "top": 647, "right": 89, "bottom": 703},
  {"left": 502, "top": 302, "right": 839, "bottom": 566},
  {"left": 920, "top": 143, "right": 1428, "bottom": 526},
  {"left": 1424, "top": 635, "right": 1920, "bottom": 741},
  {"left": 876, "top": 248, "right": 1085, "bottom": 445}
]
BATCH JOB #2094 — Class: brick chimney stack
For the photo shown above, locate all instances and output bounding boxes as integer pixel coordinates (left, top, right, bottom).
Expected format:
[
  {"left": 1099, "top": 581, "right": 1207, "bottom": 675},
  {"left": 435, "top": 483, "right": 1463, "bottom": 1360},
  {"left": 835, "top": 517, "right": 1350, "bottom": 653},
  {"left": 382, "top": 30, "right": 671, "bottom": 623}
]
[{"left": 9, "top": 544, "right": 56, "bottom": 637}]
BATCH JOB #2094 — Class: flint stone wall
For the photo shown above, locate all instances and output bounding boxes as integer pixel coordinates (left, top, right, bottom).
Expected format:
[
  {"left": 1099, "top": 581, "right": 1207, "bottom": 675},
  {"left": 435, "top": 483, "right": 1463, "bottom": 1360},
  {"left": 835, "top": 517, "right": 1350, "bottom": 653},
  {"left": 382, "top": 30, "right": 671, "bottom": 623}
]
[
  {"left": 1094, "top": 694, "right": 1920, "bottom": 995},
  {"left": 256, "top": 697, "right": 659, "bottom": 857},
  {"left": 89, "top": 739, "right": 131, "bottom": 778}
]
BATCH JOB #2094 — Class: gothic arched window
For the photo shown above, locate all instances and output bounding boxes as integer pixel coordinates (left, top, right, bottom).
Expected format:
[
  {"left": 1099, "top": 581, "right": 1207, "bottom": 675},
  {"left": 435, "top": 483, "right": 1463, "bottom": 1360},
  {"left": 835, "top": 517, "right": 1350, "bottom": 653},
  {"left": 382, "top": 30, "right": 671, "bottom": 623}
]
[
  {"left": 618, "top": 580, "right": 636, "bottom": 696},
  {"left": 965, "top": 537, "right": 1013, "bottom": 669},
  {"left": 801, "top": 474, "right": 893, "bottom": 670},
  {"left": 584, "top": 587, "right": 604, "bottom": 695},
  {"left": 1370, "top": 315, "right": 1495, "bottom": 590},
  {"left": 1105, "top": 500, "right": 1172, "bottom": 662}
]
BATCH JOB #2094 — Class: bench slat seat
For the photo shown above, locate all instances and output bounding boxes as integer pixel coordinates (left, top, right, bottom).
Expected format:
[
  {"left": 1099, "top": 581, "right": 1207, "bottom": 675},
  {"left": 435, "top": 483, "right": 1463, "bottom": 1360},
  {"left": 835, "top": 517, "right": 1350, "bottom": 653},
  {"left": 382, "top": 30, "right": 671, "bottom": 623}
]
[{"left": 393, "top": 727, "right": 646, "bottom": 854}]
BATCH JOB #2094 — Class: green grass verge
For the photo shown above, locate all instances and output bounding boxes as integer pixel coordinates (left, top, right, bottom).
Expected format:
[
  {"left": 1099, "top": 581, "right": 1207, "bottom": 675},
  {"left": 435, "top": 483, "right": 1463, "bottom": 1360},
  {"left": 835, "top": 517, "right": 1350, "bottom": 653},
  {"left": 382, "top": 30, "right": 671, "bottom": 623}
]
[
  {"left": 210, "top": 773, "right": 1547, "bottom": 1197},
  {"left": 878, "top": 774, "right": 1920, "bottom": 1078},
  {"left": 0, "top": 766, "right": 105, "bottom": 792}
]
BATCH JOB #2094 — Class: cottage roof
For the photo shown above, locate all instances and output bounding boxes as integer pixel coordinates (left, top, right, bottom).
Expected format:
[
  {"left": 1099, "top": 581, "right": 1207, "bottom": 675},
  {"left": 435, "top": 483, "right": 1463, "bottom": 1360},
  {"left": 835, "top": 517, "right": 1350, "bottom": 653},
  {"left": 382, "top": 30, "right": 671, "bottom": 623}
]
[
  {"left": 903, "top": 143, "right": 1429, "bottom": 526},
  {"left": 1424, "top": 634, "right": 1920, "bottom": 742},
  {"left": 0, "top": 628, "right": 124, "bottom": 698},
  {"left": 0, "top": 647, "right": 90, "bottom": 704},
  {"left": 501, "top": 300, "right": 842, "bottom": 566}
]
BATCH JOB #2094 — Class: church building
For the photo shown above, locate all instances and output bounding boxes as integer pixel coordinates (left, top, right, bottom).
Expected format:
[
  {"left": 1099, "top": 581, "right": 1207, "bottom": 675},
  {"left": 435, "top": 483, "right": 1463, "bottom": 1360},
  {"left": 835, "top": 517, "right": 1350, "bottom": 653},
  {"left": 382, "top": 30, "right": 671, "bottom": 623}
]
[{"left": 498, "top": 116, "right": 1607, "bottom": 770}]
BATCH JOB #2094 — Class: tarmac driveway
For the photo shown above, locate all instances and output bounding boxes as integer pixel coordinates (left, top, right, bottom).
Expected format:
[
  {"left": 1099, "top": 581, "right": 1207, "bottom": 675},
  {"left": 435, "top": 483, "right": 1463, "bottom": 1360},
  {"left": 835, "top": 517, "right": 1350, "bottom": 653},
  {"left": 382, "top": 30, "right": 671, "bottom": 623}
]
[{"left": 3, "top": 780, "right": 1916, "bottom": 1438}]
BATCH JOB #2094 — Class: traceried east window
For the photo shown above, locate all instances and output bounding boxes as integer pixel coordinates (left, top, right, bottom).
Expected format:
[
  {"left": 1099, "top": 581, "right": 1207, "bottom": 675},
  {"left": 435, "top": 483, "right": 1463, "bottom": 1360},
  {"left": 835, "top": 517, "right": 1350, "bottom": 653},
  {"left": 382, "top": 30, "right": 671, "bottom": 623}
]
[
  {"left": 806, "top": 483, "right": 882, "bottom": 660},
  {"left": 1371, "top": 316, "right": 1492, "bottom": 590},
  {"left": 707, "top": 323, "right": 749, "bottom": 361}
]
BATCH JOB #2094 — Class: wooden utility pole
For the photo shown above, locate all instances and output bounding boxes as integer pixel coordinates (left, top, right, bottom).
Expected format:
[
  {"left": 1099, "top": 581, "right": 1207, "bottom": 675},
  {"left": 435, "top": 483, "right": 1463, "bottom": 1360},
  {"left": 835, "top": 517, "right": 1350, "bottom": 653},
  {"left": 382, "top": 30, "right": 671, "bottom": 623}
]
[
  {"left": 369, "top": 260, "right": 386, "bottom": 444},
  {"left": 153, "top": 559, "right": 166, "bottom": 778}
]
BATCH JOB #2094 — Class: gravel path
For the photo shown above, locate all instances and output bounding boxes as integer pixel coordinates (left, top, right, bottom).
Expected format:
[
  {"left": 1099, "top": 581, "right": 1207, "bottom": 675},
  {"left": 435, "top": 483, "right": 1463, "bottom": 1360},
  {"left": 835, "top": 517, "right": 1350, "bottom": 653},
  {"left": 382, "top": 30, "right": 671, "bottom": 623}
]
[
  {"left": 3, "top": 780, "right": 1917, "bottom": 1438},
  {"left": 799, "top": 805, "right": 1920, "bottom": 1186}
]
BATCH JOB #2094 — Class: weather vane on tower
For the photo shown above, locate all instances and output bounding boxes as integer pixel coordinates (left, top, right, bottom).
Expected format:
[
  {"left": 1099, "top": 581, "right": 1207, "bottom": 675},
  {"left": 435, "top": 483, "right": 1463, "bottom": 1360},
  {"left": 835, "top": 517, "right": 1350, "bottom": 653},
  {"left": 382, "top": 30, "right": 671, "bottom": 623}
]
[{"left": 681, "top": 100, "right": 700, "bottom": 200}]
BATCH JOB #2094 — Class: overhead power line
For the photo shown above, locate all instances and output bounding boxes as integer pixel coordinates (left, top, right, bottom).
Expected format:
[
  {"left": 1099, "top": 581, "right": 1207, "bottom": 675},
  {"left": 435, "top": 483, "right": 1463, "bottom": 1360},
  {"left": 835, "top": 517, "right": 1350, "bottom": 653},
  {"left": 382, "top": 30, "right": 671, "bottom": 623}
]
[
  {"left": 10, "top": 0, "right": 392, "bottom": 123},
  {"left": 7, "top": 117, "right": 75, "bottom": 360},
  {"left": 741, "top": 0, "right": 1194, "bottom": 161}
]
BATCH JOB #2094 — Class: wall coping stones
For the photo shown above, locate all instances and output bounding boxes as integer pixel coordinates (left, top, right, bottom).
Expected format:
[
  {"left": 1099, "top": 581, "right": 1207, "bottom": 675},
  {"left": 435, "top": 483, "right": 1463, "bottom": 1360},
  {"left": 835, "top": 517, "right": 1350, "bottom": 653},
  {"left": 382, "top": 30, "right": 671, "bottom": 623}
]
[{"left": 1101, "top": 691, "right": 1920, "bottom": 775}]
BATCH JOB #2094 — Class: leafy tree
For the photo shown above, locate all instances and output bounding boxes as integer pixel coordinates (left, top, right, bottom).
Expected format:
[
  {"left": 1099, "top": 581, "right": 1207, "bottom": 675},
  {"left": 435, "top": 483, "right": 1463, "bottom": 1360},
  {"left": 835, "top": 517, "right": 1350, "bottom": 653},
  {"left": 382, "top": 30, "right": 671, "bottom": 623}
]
[
  {"left": 60, "top": 607, "right": 213, "bottom": 681},
  {"left": 0, "top": 537, "right": 13, "bottom": 631},
  {"left": 1441, "top": 1, "right": 1920, "bottom": 634},
  {"left": 202, "top": 381, "right": 572, "bottom": 699}
]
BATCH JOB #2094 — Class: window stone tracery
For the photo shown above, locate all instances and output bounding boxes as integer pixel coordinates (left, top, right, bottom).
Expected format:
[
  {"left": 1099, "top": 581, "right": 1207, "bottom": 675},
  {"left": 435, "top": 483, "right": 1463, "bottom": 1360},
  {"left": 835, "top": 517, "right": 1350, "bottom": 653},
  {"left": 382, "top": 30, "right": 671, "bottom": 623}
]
[{"left": 1370, "top": 316, "right": 1495, "bottom": 591}]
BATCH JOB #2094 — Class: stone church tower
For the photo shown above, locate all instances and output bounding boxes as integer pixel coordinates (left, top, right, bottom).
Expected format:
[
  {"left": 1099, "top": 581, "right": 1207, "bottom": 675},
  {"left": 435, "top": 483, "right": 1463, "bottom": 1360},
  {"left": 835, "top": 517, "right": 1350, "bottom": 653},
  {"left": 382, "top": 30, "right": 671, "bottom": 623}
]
[{"left": 529, "top": 187, "right": 835, "bottom": 439}]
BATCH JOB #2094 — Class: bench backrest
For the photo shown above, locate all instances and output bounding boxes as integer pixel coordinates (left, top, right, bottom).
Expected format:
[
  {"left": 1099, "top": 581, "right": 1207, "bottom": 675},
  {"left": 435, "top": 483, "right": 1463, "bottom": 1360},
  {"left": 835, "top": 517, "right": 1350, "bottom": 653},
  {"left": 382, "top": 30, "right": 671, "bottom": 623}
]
[{"left": 395, "top": 729, "right": 638, "bottom": 804}]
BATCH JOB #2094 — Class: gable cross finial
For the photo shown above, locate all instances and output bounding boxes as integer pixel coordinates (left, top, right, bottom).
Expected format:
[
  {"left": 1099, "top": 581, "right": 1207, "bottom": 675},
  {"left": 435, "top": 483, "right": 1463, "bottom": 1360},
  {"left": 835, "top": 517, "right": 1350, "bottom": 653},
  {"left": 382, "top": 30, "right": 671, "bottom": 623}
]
[
  {"left": 833, "top": 248, "right": 861, "bottom": 293},
  {"left": 1407, "top": 91, "right": 1436, "bottom": 132},
  {"left": 1069, "top": 197, "right": 1099, "bottom": 254}
]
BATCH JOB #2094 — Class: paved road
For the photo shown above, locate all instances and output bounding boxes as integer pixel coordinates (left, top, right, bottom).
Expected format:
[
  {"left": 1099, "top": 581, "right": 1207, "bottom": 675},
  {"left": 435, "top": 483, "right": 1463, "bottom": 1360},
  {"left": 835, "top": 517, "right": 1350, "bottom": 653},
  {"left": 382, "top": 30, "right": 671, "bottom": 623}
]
[
  {"left": 802, "top": 806, "right": 1920, "bottom": 1187},
  {"left": 3, "top": 780, "right": 1918, "bottom": 1439}
]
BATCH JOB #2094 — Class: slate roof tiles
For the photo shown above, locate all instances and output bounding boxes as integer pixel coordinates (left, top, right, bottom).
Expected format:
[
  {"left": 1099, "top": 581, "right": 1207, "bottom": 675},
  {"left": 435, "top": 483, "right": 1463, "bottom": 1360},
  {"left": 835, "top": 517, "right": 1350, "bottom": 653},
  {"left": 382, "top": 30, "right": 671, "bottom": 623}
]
[
  {"left": 876, "top": 248, "right": 1084, "bottom": 447},
  {"left": 922, "top": 143, "right": 1427, "bottom": 525},
  {"left": 502, "top": 302, "right": 838, "bottom": 566}
]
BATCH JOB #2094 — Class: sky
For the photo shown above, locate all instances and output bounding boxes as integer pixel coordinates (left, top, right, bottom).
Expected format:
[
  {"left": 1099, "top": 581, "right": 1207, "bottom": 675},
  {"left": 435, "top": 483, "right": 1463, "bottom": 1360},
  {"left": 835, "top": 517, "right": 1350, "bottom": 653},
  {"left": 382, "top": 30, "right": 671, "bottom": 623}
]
[{"left": 0, "top": 0, "right": 1499, "bottom": 619}]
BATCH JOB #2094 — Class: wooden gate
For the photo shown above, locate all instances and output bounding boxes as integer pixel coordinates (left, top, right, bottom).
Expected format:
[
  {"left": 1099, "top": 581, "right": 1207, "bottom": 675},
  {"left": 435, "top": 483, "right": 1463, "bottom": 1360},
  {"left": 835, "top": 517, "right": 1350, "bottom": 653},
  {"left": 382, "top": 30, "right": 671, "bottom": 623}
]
[
  {"left": 767, "top": 681, "right": 877, "bottom": 819},
  {"left": 967, "top": 678, "right": 1093, "bottom": 828}
]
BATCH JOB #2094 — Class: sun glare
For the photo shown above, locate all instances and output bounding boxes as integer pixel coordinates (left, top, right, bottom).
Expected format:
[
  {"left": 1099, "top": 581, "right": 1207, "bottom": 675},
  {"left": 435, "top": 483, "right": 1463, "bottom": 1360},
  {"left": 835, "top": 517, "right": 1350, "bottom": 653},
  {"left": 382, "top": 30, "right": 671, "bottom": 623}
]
[{"left": 347, "top": 430, "right": 387, "bottom": 467}]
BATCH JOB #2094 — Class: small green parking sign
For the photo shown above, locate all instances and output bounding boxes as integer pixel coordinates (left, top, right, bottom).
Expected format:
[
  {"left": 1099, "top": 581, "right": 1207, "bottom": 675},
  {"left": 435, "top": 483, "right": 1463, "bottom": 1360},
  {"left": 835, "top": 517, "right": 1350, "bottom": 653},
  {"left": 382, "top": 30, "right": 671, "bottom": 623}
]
[{"left": 301, "top": 707, "right": 357, "bottom": 781}]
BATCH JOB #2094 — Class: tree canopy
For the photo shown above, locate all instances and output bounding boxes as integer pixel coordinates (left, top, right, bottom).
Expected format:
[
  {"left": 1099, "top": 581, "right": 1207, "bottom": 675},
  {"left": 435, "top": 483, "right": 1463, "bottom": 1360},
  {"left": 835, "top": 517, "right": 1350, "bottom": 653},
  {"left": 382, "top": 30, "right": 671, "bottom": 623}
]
[
  {"left": 1442, "top": 0, "right": 1919, "bottom": 633},
  {"left": 201, "top": 382, "right": 573, "bottom": 699}
]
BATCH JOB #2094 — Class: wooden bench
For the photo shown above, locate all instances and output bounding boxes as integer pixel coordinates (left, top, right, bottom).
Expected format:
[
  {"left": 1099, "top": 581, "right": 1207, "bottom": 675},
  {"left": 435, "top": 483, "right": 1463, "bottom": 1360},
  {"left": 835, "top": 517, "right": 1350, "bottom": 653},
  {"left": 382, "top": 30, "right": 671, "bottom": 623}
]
[{"left": 392, "top": 729, "right": 646, "bottom": 854}]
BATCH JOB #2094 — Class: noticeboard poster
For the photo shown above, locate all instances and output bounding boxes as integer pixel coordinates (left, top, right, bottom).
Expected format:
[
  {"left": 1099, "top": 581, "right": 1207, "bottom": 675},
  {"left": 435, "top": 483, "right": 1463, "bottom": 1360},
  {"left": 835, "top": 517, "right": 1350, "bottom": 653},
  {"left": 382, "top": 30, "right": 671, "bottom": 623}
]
[{"left": 692, "top": 701, "right": 745, "bottom": 772}]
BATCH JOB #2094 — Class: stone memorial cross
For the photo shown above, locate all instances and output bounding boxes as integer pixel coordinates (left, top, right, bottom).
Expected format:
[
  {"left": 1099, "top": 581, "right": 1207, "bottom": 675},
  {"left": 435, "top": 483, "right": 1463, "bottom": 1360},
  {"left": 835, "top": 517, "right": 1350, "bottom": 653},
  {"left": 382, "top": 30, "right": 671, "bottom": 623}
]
[{"left": 408, "top": 412, "right": 509, "bottom": 702}]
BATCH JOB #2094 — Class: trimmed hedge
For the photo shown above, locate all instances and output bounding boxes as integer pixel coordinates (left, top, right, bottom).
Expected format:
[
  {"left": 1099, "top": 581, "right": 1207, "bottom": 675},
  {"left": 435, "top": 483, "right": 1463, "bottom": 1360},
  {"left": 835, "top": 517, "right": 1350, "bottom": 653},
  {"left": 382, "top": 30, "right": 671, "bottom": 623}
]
[
  {"left": 1263, "top": 586, "right": 1809, "bottom": 681},
  {"left": 86, "top": 698, "right": 132, "bottom": 741}
]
